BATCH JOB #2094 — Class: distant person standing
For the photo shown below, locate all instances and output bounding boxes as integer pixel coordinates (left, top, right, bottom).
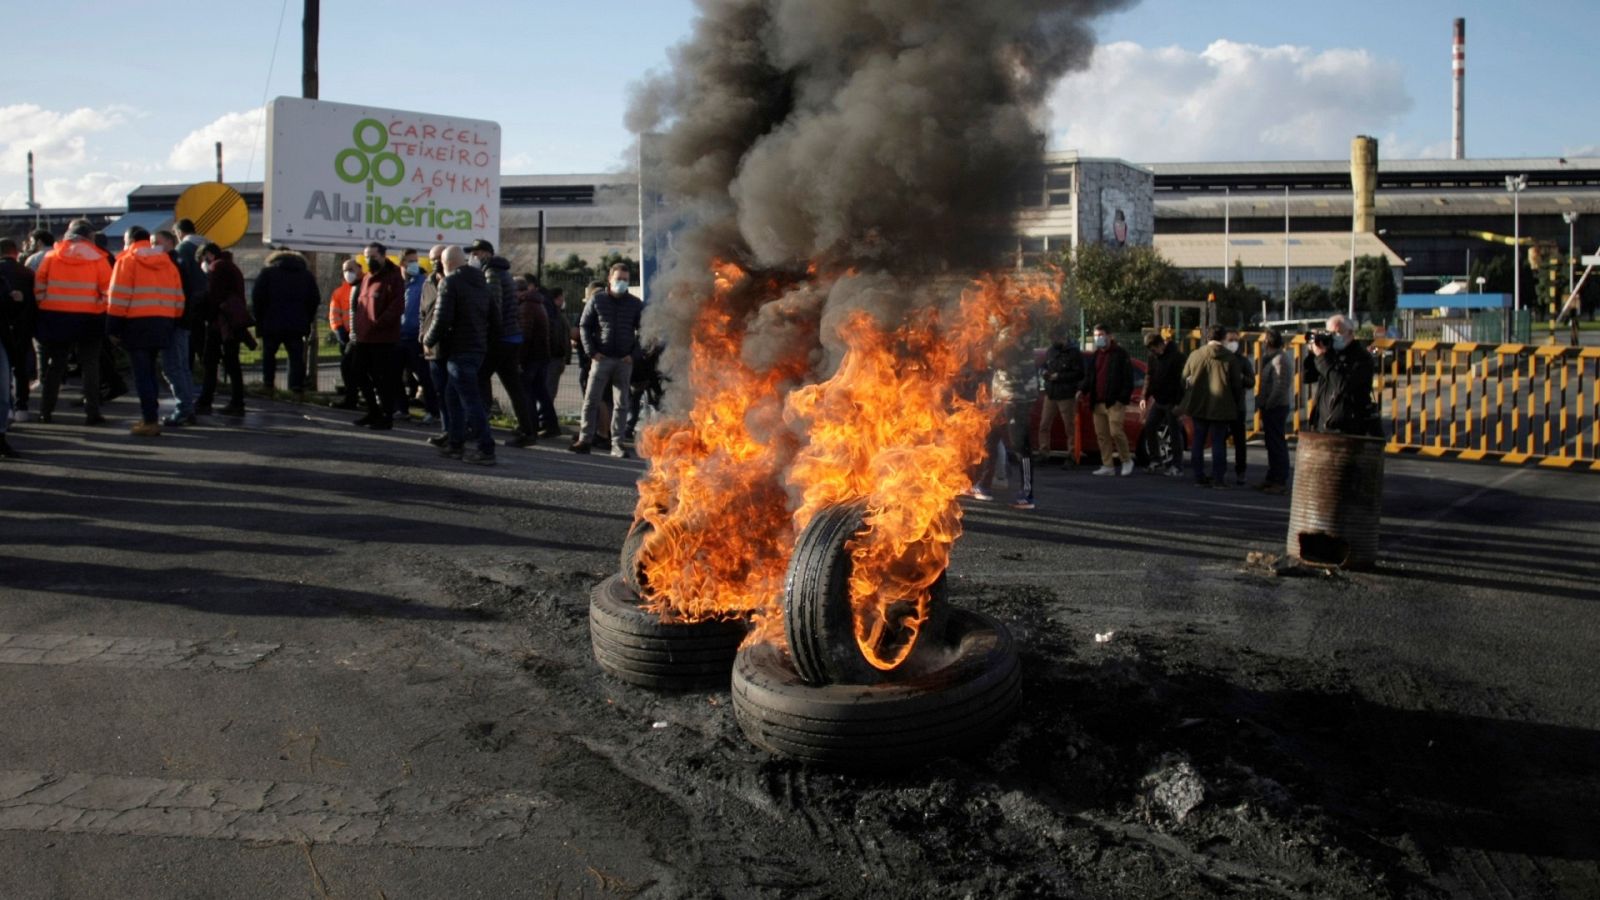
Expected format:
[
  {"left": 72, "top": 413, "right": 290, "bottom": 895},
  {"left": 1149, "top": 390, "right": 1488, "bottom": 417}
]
[
  {"left": 151, "top": 230, "right": 198, "bottom": 426},
  {"left": 1180, "top": 325, "right": 1242, "bottom": 488},
  {"left": 1085, "top": 324, "right": 1135, "bottom": 477},
  {"left": 419, "top": 245, "right": 452, "bottom": 448},
  {"left": 23, "top": 229, "right": 54, "bottom": 271},
  {"left": 173, "top": 218, "right": 209, "bottom": 369},
  {"left": 1037, "top": 329, "right": 1085, "bottom": 465},
  {"left": 0, "top": 270, "right": 21, "bottom": 457},
  {"left": 1255, "top": 329, "right": 1293, "bottom": 494},
  {"left": 395, "top": 248, "right": 438, "bottom": 424},
  {"left": 34, "top": 219, "right": 112, "bottom": 425},
  {"left": 1304, "top": 314, "right": 1378, "bottom": 436},
  {"left": 544, "top": 286, "right": 571, "bottom": 417},
  {"left": 194, "top": 243, "right": 252, "bottom": 417},
  {"left": 350, "top": 242, "right": 405, "bottom": 430},
  {"left": 251, "top": 247, "right": 321, "bottom": 398},
  {"left": 1223, "top": 327, "right": 1255, "bottom": 486},
  {"left": 107, "top": 226, "right": 185, "bottom": 436},
  {"left": 571, "top": 264, "right": 642, "bottom": 457},
  {"left": 327, "top": 257, "right": 362, "bottom": 409},
  {"left": 467, "top": 239, "right": 535, "bottom": 448},
  {"left": 0, "top": 238, "right": 38, "bottom": 420},
  {"left": 1140, "top": 331, "right": 1187, "bottom": 476},
  {"left": 517, "top": 276, "right": 558, "bottom": 441},
  {"left": 422, "top": 245, "right": 500, "bottom": 465}
]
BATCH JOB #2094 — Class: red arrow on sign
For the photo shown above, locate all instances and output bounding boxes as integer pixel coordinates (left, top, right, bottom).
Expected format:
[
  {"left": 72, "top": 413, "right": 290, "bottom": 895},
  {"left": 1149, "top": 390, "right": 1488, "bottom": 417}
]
[
  {"left": 475, "top": 205, "right": 488, "bottom": 229},
  {"left": 412, "top": 186, "right": 433, "bottom": 204}
]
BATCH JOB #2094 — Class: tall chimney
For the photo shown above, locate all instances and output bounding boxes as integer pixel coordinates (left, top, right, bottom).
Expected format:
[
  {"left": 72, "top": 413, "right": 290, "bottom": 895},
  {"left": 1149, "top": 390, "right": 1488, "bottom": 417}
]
[
  {"left": 1452, "top": 18, "right": 1465, "bottom": 160},
  {"left": 1351, "top": 135, "right": 1379, "bottom": 234},
  {"left": 215, "top": 141, "right": 223, "bottom": 182},
  {"left": 26, "top": 150, "right": 36, "bottom": 209}
]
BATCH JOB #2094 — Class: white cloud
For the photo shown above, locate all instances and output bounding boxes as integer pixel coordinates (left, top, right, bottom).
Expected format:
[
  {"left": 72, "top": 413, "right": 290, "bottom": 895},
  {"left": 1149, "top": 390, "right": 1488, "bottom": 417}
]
[
  {"left": 1048, "top": 40, "right": 1413, "bottom": 162},
  {"left": 168, "top": 107, "right": 267, "bottom": 175}
]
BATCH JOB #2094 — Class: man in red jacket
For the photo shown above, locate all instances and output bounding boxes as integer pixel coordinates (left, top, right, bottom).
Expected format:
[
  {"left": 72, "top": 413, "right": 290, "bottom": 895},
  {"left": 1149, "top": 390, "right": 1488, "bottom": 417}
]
[{"left": 350, "top": 241, "right": 404, "bottom": 430}]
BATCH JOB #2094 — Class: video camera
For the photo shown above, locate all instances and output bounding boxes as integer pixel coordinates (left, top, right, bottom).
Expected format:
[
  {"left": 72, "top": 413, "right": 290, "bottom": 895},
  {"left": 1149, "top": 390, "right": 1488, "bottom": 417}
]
[{"left": 1308, "top": 330, "right": 1335, "bottom": 350}]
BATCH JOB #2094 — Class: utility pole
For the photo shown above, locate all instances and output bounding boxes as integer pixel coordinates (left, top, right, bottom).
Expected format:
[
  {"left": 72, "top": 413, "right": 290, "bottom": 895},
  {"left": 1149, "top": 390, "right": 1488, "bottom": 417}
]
[{"left": 302, "top": 0, "right": 322, "bottom": 397}]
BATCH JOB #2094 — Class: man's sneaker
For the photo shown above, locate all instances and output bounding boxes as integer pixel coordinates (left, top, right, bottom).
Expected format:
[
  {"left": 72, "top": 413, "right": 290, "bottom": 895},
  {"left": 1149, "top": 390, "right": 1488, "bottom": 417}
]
[
  {"left": 968, "top": 486, "right": 994, "bottom": 501},
  {"left": 332, "top": 397, "right": 360, "bottom": 410},
  {"left": 594, "top": 436, "right": 613, "bottom": 452},
  {"left": 35, "top": 412, "right": 52, "bottom": 424},
  {"left": 464, "top": 448, "right": 496, "bottom": 466},
  {"left": 161, "top": 413, "right": 188, "bottom": 427},
  {"left": 1010, "top": 495, "right": 1036, "bottom": 510},
  {"left": 1259, "top": 482, "right": 1287, "bottom": 495},
  {"left": 1092, "top": 465, "right": 1116, "bottom": 476},
  {"left": 426, "top": 432, "right": 450, "bottom": 448},
  {"left": 418, "top": 413, "right": 438, "bottom": 426},
  {"left": 130, "top": 421, "right": 161, "bottom": 437},
  {"left": 1120, "top": 460, "right": 1135, "bottom": 476},
  {"left": 367, "top": 418, "right": 394, "bottom": 431},
  {"left": 219, "top": 404, "right": 246, "bottom": 417},
  {"left": 0, "top": 435, "right": 17, "bottom": 459},
  {"left": 568, "top": 441, "right": 592, "bottom": 454},
  {"left": 1234, "top": 475, "right": 1248, "bottom": 487},
  {"left": 536, "top": 427, "right": 564, "bottom": 439},
  {"left": 439, "top": 444, "right": 464, "bottom": 459},
  {"left": 610, "top": 446, "right": 630, "bottom": 459},
  {"left": 10, "top": 410, "right": 29, "bottom": 423},
  {"left": 1164, "top": 465, "right": 1184, "bottom": 477},
  {"left": 353, "top": 414, "right": 376, "bottom": 427},
  {"left": 505, "top": 433, "right": 536, "bottom": 448}
]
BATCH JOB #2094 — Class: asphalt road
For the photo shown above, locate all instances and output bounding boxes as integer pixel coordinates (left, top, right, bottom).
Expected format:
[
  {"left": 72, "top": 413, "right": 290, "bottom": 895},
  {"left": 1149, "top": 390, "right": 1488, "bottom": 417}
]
[{"left": 3, "top": 395, "right": 1598, "bottom": 899}]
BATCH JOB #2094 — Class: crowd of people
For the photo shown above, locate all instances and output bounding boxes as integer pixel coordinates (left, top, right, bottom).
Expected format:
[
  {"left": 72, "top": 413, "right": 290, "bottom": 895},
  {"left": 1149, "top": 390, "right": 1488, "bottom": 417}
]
[
  {"left": 971, "top": 316, "right": 1378, "bottom": 510},
  {"left": 0, "top": 220, "right": 662, "bottom": 464}
]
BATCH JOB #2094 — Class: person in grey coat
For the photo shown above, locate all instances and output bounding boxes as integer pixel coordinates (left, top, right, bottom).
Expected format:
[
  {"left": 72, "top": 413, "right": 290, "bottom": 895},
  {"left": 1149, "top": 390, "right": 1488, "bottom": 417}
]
[
  {"left": 1255, "top": 329, "right": 1293, "bottom": 494},
  {"left": 422, "top": 245, "right": 500, "bottom": 465},
  {"left": 570, "top": 262, "right": 642, "bottom": 458}
]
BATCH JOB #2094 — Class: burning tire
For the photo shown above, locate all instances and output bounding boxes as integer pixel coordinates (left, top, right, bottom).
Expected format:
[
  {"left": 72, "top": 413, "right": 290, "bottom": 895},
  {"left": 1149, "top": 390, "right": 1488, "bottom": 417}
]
[
  {"left": 619, "top": 519, "right": 655, "bottom": 595},
  {"left": 733, "top": 608, "right": 1020, "bottom": 767},
  {"left": 784, "top": 502, "right": 949, "bottom": 686},
  {"left": 588, "top": 574, "right": 748, "bottom": 691}
]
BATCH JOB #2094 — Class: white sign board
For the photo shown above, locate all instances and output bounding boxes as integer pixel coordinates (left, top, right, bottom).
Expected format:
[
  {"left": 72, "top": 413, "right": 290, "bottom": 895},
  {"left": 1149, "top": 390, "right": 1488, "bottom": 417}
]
[{"left": 265, "top": 96, "right": 500, "bottom": 251}]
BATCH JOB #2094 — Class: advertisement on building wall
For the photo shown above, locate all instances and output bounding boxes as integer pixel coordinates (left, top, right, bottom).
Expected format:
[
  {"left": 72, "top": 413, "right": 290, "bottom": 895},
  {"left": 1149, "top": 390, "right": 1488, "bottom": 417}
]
[{"left": 264, "top": 97, "right": 500, "bottom": 251}]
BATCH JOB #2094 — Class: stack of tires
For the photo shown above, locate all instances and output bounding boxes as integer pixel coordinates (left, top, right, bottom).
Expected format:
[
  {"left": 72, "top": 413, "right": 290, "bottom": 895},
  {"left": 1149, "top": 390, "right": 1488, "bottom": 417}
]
[
  {"left": 589, "top": 522, "right": 749, "bottom": 691},
  {"left": 732, "top": 503, "right": 1023, "bottom": 767}
]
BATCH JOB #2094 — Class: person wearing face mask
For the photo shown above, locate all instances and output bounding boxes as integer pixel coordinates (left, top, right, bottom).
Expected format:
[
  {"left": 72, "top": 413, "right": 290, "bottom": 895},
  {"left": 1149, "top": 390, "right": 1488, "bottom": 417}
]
[
  {"left": 1179, "top": 324, "right": 1242, "bottom": 488},
  {"left": 1255, "top": 329, "right": 1293, "bottom": 494},
  {"left": 150, "top": 230, "right": 198, "bottom": 426},
  {"left": 1085, "top": 324, "right": 1135, "bottom": 477},
  {"left": 349, "top": 241, "right": 405, "bottom": 430},
  {"left": 1304, "top": 313, "right": 1377, "bottom": 436},
  {"left": 1222, "top": 328, "right": 1255, "bottom": 486},
  {"left": 250, "top": 245, "right": 322, "bottom": 398},
  {"left": 326, "top": 257, "right": 363, "bottom": 410},
  {"left": 194, "top": 243, "right": 251, "bottom": 417},
  {"left": 106, "top": 226, "right": 185, "bottom": 436},
  {"left": 466, "top": 238, "right": 535, "bottom": 448},
  {"left": 571, "top": 263, "right": 642, "bottom": 457},
  {"left": 394, "top": 248, "right": 439, "bottom": 425}
]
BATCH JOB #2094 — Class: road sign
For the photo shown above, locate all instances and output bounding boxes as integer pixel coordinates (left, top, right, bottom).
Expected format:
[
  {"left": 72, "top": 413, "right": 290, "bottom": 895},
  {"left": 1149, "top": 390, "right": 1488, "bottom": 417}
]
[
  {"left": 264, "top": 97, "right": 501, "bottom": 252},
  {"left": 175, "top": 182, "right": 249, "bottom": 249},
  {"left": 1582, "top": 255, "right": 1600, "bottom": 266}
]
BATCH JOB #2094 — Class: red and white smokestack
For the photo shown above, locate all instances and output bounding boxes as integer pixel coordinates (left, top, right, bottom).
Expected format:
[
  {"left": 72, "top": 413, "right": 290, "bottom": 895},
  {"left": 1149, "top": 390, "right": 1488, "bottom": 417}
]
[{"left": 1452, "top": 18, "right": 1465, "bottom": 160}]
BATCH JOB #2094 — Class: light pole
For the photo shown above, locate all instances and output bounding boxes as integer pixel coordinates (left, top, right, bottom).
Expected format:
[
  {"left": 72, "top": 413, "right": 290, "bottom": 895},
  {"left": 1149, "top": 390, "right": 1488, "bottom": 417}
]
[
  {"left": 1475, "top": 276, "right": 1486, "bottom": 294},
  {"left": 1506, "top": 174, "right": 1527, "bottom": 317},
  {"left": 1283, "top": 184, "right": 1290, "bottom": 322},
  {"left": 1347, "top": 201, "right": 1357, "bottom": 321},
  {"left": 1564, "top": 211, "right": 1580, "bottom": 297},
  {"left": 1222, "top": 186, "right": 1230, "bottom": 288}
]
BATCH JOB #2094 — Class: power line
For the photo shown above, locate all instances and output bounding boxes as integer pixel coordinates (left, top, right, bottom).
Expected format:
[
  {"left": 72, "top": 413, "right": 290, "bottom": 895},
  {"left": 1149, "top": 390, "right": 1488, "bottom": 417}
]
[{"left": 246, "top": 0, "right": 292, "bottom": 185}]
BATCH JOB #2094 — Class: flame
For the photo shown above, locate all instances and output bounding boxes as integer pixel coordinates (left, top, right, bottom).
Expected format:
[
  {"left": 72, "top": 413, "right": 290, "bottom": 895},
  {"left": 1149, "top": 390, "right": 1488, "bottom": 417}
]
[
  {"left": 631, "top": 261, "right": 1058, "bottom": 670},
  {"left": 634, "top": 263, "right": 807, "bottom": 626},
  {"left": 783, "top": 274, "right": 1058, "bottom": 669}
]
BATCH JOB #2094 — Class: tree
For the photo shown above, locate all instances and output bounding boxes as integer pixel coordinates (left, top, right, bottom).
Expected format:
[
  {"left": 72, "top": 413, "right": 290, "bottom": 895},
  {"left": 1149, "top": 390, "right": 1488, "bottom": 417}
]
[
  {"left": 1057, "top": 243, "right": 1185, "bottom": 333},
  {"left": 542, "top": 253, "right": 593, "bottom": 285},
  {"left": 1331, "top": 255, "right": 1398, "bottom": 319},
  {"left": 595, "top": 251, "right": 640, "bottom": 283},
  {"left": 1289, "top": 282, "right": 1330, "bottom": 313}
]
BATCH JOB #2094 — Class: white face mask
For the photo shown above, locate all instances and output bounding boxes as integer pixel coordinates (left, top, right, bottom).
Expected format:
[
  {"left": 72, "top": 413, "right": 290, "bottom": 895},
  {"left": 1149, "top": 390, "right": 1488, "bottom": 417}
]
[
  {"left": 343, "top": 271, "right": 360, "bottom": 285},
  {"left": 1332, "top": 333, "right": 1350, "bottom": 351},
  {"left": 200, "top": 261, "right": 213, "bottom": 274},
  {"left": 467, "top": 256, "right": 485, "bottom": 269},
  {"left": 611, "top": 278, "right": 629, "bottom": 293},
  {"left": 1093, "top": 335, "right": 1108, "bottom": 349},
  {"left": 1225, "top": 340, "right": 1240, "bottom": 353}
]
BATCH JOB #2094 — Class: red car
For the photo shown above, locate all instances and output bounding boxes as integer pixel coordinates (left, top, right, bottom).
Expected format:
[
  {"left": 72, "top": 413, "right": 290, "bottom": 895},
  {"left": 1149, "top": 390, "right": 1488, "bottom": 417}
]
[{"left": 1027, "top": 350, "right": 1187, "bottom": 466}]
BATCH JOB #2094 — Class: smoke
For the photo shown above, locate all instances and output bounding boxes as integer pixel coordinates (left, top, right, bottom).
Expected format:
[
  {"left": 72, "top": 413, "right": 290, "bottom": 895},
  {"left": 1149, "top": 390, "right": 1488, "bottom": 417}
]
[{"left": 630, "top": 0, "right": 1135, "bottom": 387}]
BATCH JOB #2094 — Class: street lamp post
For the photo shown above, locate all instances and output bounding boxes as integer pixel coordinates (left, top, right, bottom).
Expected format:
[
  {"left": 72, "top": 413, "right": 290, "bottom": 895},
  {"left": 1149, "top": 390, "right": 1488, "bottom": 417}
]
[
  {"left": 1222, "top": 186, "right": 1230, "bottom": 288},
  {"left": 1283, "top": 184, "right": 1290, "bottom": 322},
  {"left": 1564, "top": 211, "right": 1580, "bottom": 298},
  {"left": 1475, "top": 276, "right": 1486, "bottom": 294},
  {"left": 1506, "top": 174, "right": 1527, "bottom": 317},
  {"left": 1347, "top": 206, "right": 1357, "bottom": 321}
]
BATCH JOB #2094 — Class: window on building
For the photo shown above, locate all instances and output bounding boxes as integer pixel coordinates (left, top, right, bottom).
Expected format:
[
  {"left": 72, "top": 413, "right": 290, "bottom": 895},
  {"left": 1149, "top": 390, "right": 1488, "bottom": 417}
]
[{"left": 1046, "top": 171, "right": 1073, "bottom": 190}]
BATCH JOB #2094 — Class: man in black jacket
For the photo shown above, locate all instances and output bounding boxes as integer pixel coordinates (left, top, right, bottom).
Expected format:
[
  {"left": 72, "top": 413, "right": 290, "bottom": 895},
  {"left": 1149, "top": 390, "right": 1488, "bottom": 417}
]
[
  {"left": 251, "top": 249, "right": 321, "bottom": 397},
  {"left": 424, "top": 245, "right": 500, "bottom": 465},
  {"left": 0, "top": 239, "right": 37, "bottom": 420},
  {"left": 467, "top": 238, "right": 535, "bottom": 448},
  {"left": 1086, "top": 323, "right": 1135, "bottom": 476},
  {"left": 1037, "top": 330, "right": 1085, "bottom": 466},
  {"left": 1140, "top": 332, "right": 1186, "bottom": 475},
  {"left": 571, "top": 263, "right": 642, "bottom": 457},
  {"left": 1304, "top": 314, "right": 1378, "bottom": 435}
]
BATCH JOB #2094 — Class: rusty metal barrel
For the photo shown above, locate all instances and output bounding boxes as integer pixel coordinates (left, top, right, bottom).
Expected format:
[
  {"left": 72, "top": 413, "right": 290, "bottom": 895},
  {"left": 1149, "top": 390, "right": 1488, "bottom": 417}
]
[{"left": 1286, "top": 432, "right": 1386, "bottom": 570}]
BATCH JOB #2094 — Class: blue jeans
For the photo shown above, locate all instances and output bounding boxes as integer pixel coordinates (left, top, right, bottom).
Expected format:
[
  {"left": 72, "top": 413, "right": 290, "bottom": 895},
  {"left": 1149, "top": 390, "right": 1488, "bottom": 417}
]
[
  {"left": 129, "top": 347, "right": 162, "bottom": 424},
  {"left": 429, "top": 358, "right": 451, "bottom": 437},
  {"left": 1262, "top": 405, "right": 1290, "bottom": 486},
  {"left": 160, "top": 327, "right": 195, "bottom": 417},
  {"left": 445, "top": 352, "right": 491, "bottom": 452},
  {"left": 1191, "top": 419, "right": 1228, "bottom": 484}
]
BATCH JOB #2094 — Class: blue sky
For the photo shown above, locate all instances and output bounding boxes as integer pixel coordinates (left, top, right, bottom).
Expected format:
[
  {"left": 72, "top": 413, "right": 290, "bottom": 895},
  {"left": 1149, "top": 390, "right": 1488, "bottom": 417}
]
[{"left": 4, "top": 0, "right": 1593, "bottom": 208}]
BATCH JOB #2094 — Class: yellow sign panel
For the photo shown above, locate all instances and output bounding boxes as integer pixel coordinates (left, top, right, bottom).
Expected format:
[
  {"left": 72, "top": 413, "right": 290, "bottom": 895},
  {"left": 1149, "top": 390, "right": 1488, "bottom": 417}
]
[{"left": 174, "top": 183, "right": 249, "bottom": 249}]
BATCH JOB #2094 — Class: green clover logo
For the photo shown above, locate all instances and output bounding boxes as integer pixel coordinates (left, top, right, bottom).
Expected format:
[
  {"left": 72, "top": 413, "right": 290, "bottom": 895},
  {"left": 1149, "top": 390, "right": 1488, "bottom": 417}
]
[{"left": 334, "top": 118, "right": 405, "bottom": 188}]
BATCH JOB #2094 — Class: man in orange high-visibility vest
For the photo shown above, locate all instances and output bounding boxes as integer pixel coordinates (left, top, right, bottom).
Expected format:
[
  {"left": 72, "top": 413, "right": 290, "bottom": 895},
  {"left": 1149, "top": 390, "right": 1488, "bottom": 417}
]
[
  {"left": 34, "top": 218, "right": 113, "bottom": 425},
  {"left": 107, "top": 226, "right": 185, "bottom": 436},
  {"left": 328, "top": 257, "right": 361, "bottom": 409}
]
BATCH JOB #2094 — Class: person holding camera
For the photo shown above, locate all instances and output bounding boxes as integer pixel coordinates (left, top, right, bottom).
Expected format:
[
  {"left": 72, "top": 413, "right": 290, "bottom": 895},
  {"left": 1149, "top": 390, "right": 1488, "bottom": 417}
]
[{"left": 1304, "top": 314, "right": 1378, "bottom": 436}]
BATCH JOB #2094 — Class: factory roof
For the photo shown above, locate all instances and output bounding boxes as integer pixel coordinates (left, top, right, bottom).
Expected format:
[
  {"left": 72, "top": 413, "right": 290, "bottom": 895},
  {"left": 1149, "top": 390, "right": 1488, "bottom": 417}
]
[{"left": 1153, "top": 232, "right": 1406, "bottom": 269}]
